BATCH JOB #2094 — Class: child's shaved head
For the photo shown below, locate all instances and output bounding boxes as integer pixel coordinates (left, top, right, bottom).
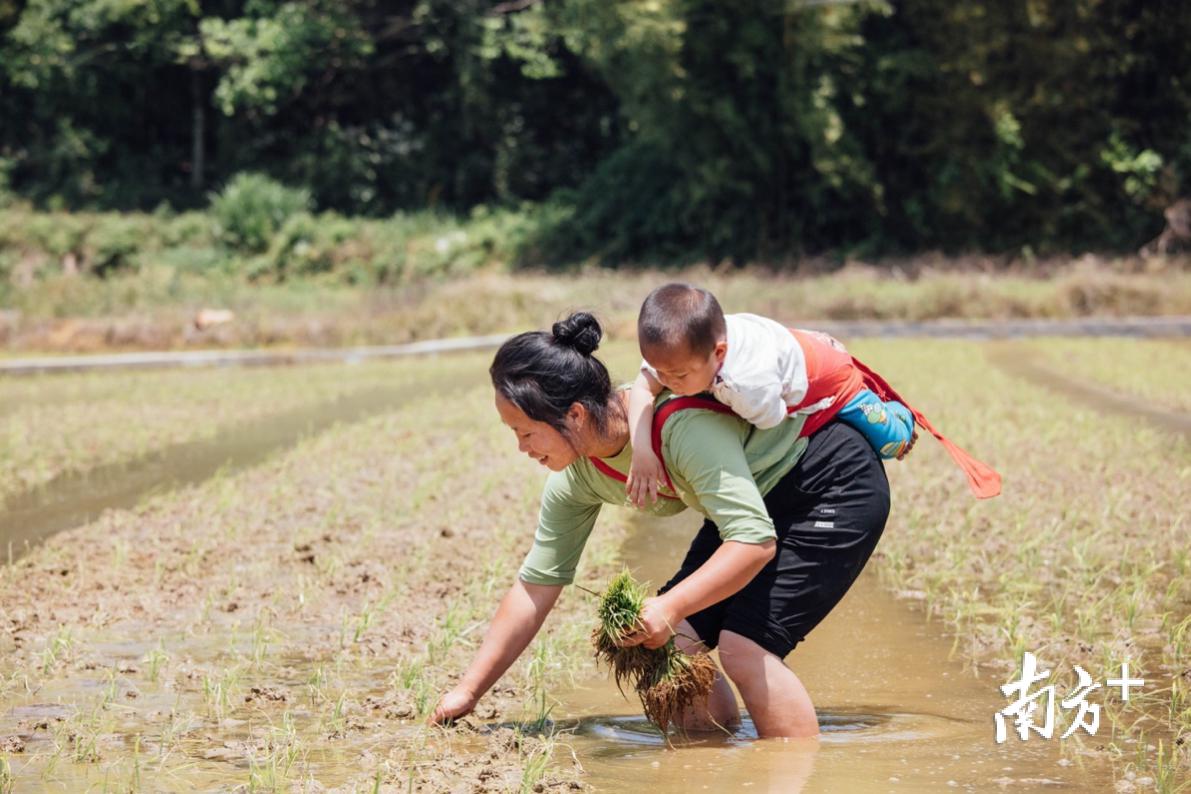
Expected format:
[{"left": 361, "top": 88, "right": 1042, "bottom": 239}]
[{"left": 638, "top": 283, "right": 727, "bottom": 359}]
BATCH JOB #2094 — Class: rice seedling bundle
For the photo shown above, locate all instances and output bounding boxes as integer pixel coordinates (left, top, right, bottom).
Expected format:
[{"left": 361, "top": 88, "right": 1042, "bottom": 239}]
[{"left": 591, "top": 570, "right": 717, "bottom": 733}]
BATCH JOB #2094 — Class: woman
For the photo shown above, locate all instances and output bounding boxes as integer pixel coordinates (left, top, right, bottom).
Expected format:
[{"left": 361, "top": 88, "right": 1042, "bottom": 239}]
[{"left": 431, "top": 313, "right": 890, "bottom": 737}]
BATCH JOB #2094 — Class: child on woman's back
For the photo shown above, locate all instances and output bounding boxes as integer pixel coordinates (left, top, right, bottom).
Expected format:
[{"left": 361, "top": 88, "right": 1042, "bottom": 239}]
[{"left": 626, "top": 283, "right": 1000, "bottom": 506}]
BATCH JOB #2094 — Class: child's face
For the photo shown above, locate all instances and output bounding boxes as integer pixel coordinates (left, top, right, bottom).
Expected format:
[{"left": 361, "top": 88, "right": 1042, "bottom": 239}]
[{"left": 645, "top": 341, "right": 727, "bottom": 396}]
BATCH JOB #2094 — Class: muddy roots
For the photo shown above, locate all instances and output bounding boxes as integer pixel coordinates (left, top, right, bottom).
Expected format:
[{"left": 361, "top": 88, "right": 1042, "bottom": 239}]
[{"left": 591, "top": 570, "right": 717, "bottom": 734}]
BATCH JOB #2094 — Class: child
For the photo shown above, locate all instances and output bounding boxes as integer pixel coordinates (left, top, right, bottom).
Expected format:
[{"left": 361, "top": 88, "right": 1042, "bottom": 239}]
[{"left": 626, "top": 283, "right": 1000, "bottom": 506}]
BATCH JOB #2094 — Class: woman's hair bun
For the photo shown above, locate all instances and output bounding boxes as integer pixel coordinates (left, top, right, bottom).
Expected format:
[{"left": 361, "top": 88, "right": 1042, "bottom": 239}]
[{"left": 552, "top": 312, "right": 602, "bottom": 356}]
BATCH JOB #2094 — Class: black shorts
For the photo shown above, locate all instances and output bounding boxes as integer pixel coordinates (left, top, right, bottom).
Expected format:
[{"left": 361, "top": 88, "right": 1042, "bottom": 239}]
[{"left": 658, "top": 421, "right": 891, "bottom": 659}]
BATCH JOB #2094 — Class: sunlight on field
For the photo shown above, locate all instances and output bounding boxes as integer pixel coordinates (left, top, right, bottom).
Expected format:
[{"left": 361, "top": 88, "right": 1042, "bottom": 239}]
[{"left": 0, "top": 338, "right": 1187, "bottom": 790}]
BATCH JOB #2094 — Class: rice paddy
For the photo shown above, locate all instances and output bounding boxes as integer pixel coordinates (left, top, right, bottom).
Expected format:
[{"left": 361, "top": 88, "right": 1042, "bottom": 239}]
[
  {"left": 852, "top": 337, "right": 1189, "bottom": 789},
  {"left": 0, "top": 335, "right": 1186, "bottom": 790},
  {"left": 0, "top": 359, "right": 482, "bottom": 509}
]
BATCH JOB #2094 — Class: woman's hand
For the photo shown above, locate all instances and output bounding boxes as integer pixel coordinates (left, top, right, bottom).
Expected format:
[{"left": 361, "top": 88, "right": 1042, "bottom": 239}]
[
  {"left": 627, "top": 448, "right": 666, "bottom": 507},
  {"left": 618, "top": 595, "right": 681, "bottom": 649},
  {"left": 429, "top": 685, "right": 478, "bottom": 725}
]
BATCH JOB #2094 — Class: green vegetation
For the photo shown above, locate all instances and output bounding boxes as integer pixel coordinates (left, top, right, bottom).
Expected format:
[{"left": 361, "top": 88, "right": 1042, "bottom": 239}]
[
  {"left": 592, "top": 569, "right": 717, "bottom": 734},
  {"left": 0, "top": 198, "right": 534, "bottom": 294},
  {"left": 1, "top": 1, "right": 1189, "bottom": 260},
  {"left": 4, "top": 254, "right": 1190, "bottom": 355}
]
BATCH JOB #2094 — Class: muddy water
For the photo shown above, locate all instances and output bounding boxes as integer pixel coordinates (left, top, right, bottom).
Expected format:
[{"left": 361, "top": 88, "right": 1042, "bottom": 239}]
[
  {"left": 0, "top": 375, "right": 480, "bottom": 559},
  {"left": 557, "top": 512, "right": 1115, "bottom": 792}
]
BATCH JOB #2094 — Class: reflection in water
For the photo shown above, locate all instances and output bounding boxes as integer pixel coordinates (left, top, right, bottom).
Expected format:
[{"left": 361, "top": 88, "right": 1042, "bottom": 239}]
[{"left": 571, "top": 710, "right": 904, "bottom": 750}]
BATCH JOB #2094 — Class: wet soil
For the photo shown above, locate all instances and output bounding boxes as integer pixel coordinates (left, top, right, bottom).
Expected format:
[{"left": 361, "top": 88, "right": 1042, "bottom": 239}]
[
  {"left": 0, "top": 384, "right": 633, "bottom": 791},
  {"left": 0, "top": 375, "right": 482, "bottom": 558},
  {"left": 1, "top": 339, "right": 1182, "bottom": 791}
]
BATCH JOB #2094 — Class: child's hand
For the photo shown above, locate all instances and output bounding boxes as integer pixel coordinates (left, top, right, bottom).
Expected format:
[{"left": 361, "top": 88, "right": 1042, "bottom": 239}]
[{"left": 626, "top": 447, "right": 665, "bottom": 508}]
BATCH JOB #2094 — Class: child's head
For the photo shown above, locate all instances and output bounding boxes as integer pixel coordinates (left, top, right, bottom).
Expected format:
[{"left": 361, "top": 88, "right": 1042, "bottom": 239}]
[{"left": 638, "top": 283, "right": 728, "bottom": 395}]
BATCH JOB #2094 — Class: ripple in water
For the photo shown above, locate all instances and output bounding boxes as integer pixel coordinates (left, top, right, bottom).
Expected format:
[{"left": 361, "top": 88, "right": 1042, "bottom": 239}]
[{"left": 571, "top": 709, "right": 956, "bottom": 756}]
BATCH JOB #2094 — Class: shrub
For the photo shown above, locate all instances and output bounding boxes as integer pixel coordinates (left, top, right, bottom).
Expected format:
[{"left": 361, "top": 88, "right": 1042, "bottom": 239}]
[
  {"left": 86, "top": 214, "right": 148, "bottom": 276},
  {"left": 209, "top": 173, "right": 312, "bottom": 253}
]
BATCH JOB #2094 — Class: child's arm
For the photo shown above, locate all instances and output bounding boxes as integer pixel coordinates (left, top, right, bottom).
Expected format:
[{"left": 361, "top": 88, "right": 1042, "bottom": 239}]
[{"left": 626, "top": 370, "right": 666, "bottom": 507}]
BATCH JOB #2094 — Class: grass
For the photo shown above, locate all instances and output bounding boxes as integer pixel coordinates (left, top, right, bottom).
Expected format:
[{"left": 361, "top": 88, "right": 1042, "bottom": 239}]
[{"left": 4, "top": 256, "right": 1190, "bottom": 354}]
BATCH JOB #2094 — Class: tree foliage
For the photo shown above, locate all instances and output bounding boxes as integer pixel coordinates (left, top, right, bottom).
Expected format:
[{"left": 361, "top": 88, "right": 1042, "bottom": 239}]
[{"left": 1, "top": 0, "right": 1189, "bottom": 260}]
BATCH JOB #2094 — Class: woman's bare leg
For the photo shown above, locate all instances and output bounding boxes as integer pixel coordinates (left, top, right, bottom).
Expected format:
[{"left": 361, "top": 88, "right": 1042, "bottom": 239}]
[
  {"left": 670, "top": 619, "right": 740, "bottom": 732},
  {"left": 717, "top": 630, "right": 818, "bottom": 738}
]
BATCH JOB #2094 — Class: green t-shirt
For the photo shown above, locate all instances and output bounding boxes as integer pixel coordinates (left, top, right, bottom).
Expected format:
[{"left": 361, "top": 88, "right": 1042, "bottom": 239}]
[{"left": 518, "top": 398, "right": 809, "bottom": 586}]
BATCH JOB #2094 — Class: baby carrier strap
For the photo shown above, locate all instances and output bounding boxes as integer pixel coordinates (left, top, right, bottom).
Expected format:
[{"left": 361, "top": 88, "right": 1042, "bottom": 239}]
[
  {"left": 788, "top": 327, "right": 1000, "bottom": 498},
  {"left": 650, "top": 396, "right": 737, "bottom": 495},
  {"left": 787, "top": 328, "right": 865, "bottom": 436},
  {"left": 848, "top": 357, "right": 1002, "bottom": 499},
  {"left": 586, "top": 454, "right": 682, "bottom": 501}
]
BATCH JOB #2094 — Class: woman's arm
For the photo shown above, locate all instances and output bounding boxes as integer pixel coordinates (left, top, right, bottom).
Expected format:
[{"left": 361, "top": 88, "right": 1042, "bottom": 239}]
[
  {"left": 627, "top": 540, "right": 775, "bottom": 649},
  {"left": 430, "top": 579, "right": 563, "bottom": 723},
  {"left": 623, "top": 413, "right": 782, "bottom": 648}
]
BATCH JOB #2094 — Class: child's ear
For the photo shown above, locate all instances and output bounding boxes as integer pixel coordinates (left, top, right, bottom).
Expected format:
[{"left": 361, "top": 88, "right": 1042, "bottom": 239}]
[{"left": 714, "top": 341, "right": 728, "bottom": 365}]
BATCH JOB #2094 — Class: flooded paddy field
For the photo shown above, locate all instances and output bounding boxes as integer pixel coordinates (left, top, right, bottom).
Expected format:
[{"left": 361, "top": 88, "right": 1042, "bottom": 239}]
[
  {"left": 0, "top": 359, "right": 489, "bottom": 512},
  {"left": 0, "top": 338, "right": 1187, "bottom": 791}
]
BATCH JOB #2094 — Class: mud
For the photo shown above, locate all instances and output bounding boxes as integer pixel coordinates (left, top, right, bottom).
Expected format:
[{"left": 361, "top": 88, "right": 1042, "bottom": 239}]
[{"left": 0, "top": 384, "right": 635, "bottom": 791}]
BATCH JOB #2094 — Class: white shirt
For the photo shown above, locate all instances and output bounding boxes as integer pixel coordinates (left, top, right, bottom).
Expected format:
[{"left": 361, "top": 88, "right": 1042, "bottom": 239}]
[{"left": 643, "top": 313, "right": 841, "bottom": 430}]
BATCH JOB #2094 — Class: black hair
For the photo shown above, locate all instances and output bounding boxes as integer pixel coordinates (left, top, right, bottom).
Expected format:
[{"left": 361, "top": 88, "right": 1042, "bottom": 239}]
[
  {"left": 490, "top": 312, "right": 622, "bottom": 442},
  {"left": 638, "top": 283, "right": 726, "bottom": 358}
]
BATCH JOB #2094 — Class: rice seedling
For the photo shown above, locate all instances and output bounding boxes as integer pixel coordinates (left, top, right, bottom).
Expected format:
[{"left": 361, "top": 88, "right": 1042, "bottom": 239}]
[
  {"left": 306, "top": 664, "right": 330, "bottom": 706},
  {"left": 142, "top": 644, "right": 168, "bottom": 684},
  {"left": 128, "top": 734, "right": 142, "bottom": 791},
  {"left": 412, "top": 674, "right": 435, "bottom": 719},
  {"left": 1151, "top": 739, "right": 1190, "bottom": 794},
  {"left": 519, "top": 734, "right": 554, "bottom": 794},
  {"left": 591, "top": 570, "right": 717, "bottom": 734},
  {"left": 250, "top": 613, "right": 274, "bottom": 667},
  {"left": 324, "top": 692, "right": 348, "bottom": 736},
  {"left": 39, "top": 624, "right": 74, "bottom": 675},
  {"left": 522, "top": 642, "right": 560, "bottom": 733},
  {"left": 351, "top": 599, "right": 376, "bottom": 644},
  {"left": 202, "top": 666, "right": 242, "bottom": 721},
  {"left": 0, "top": 756, "right": 13, "bottom": 794},
  {"left": 427, "top": 602, "right": 473, "bottom": 665},
  {"left": 100, "top": 668, "right": 119, "bottom": 708}
]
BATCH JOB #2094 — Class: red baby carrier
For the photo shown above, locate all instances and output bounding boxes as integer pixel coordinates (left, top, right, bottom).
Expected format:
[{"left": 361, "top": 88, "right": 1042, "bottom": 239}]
[{"left": 591, "top": 329, "right": 1002, "bottom": 500}]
